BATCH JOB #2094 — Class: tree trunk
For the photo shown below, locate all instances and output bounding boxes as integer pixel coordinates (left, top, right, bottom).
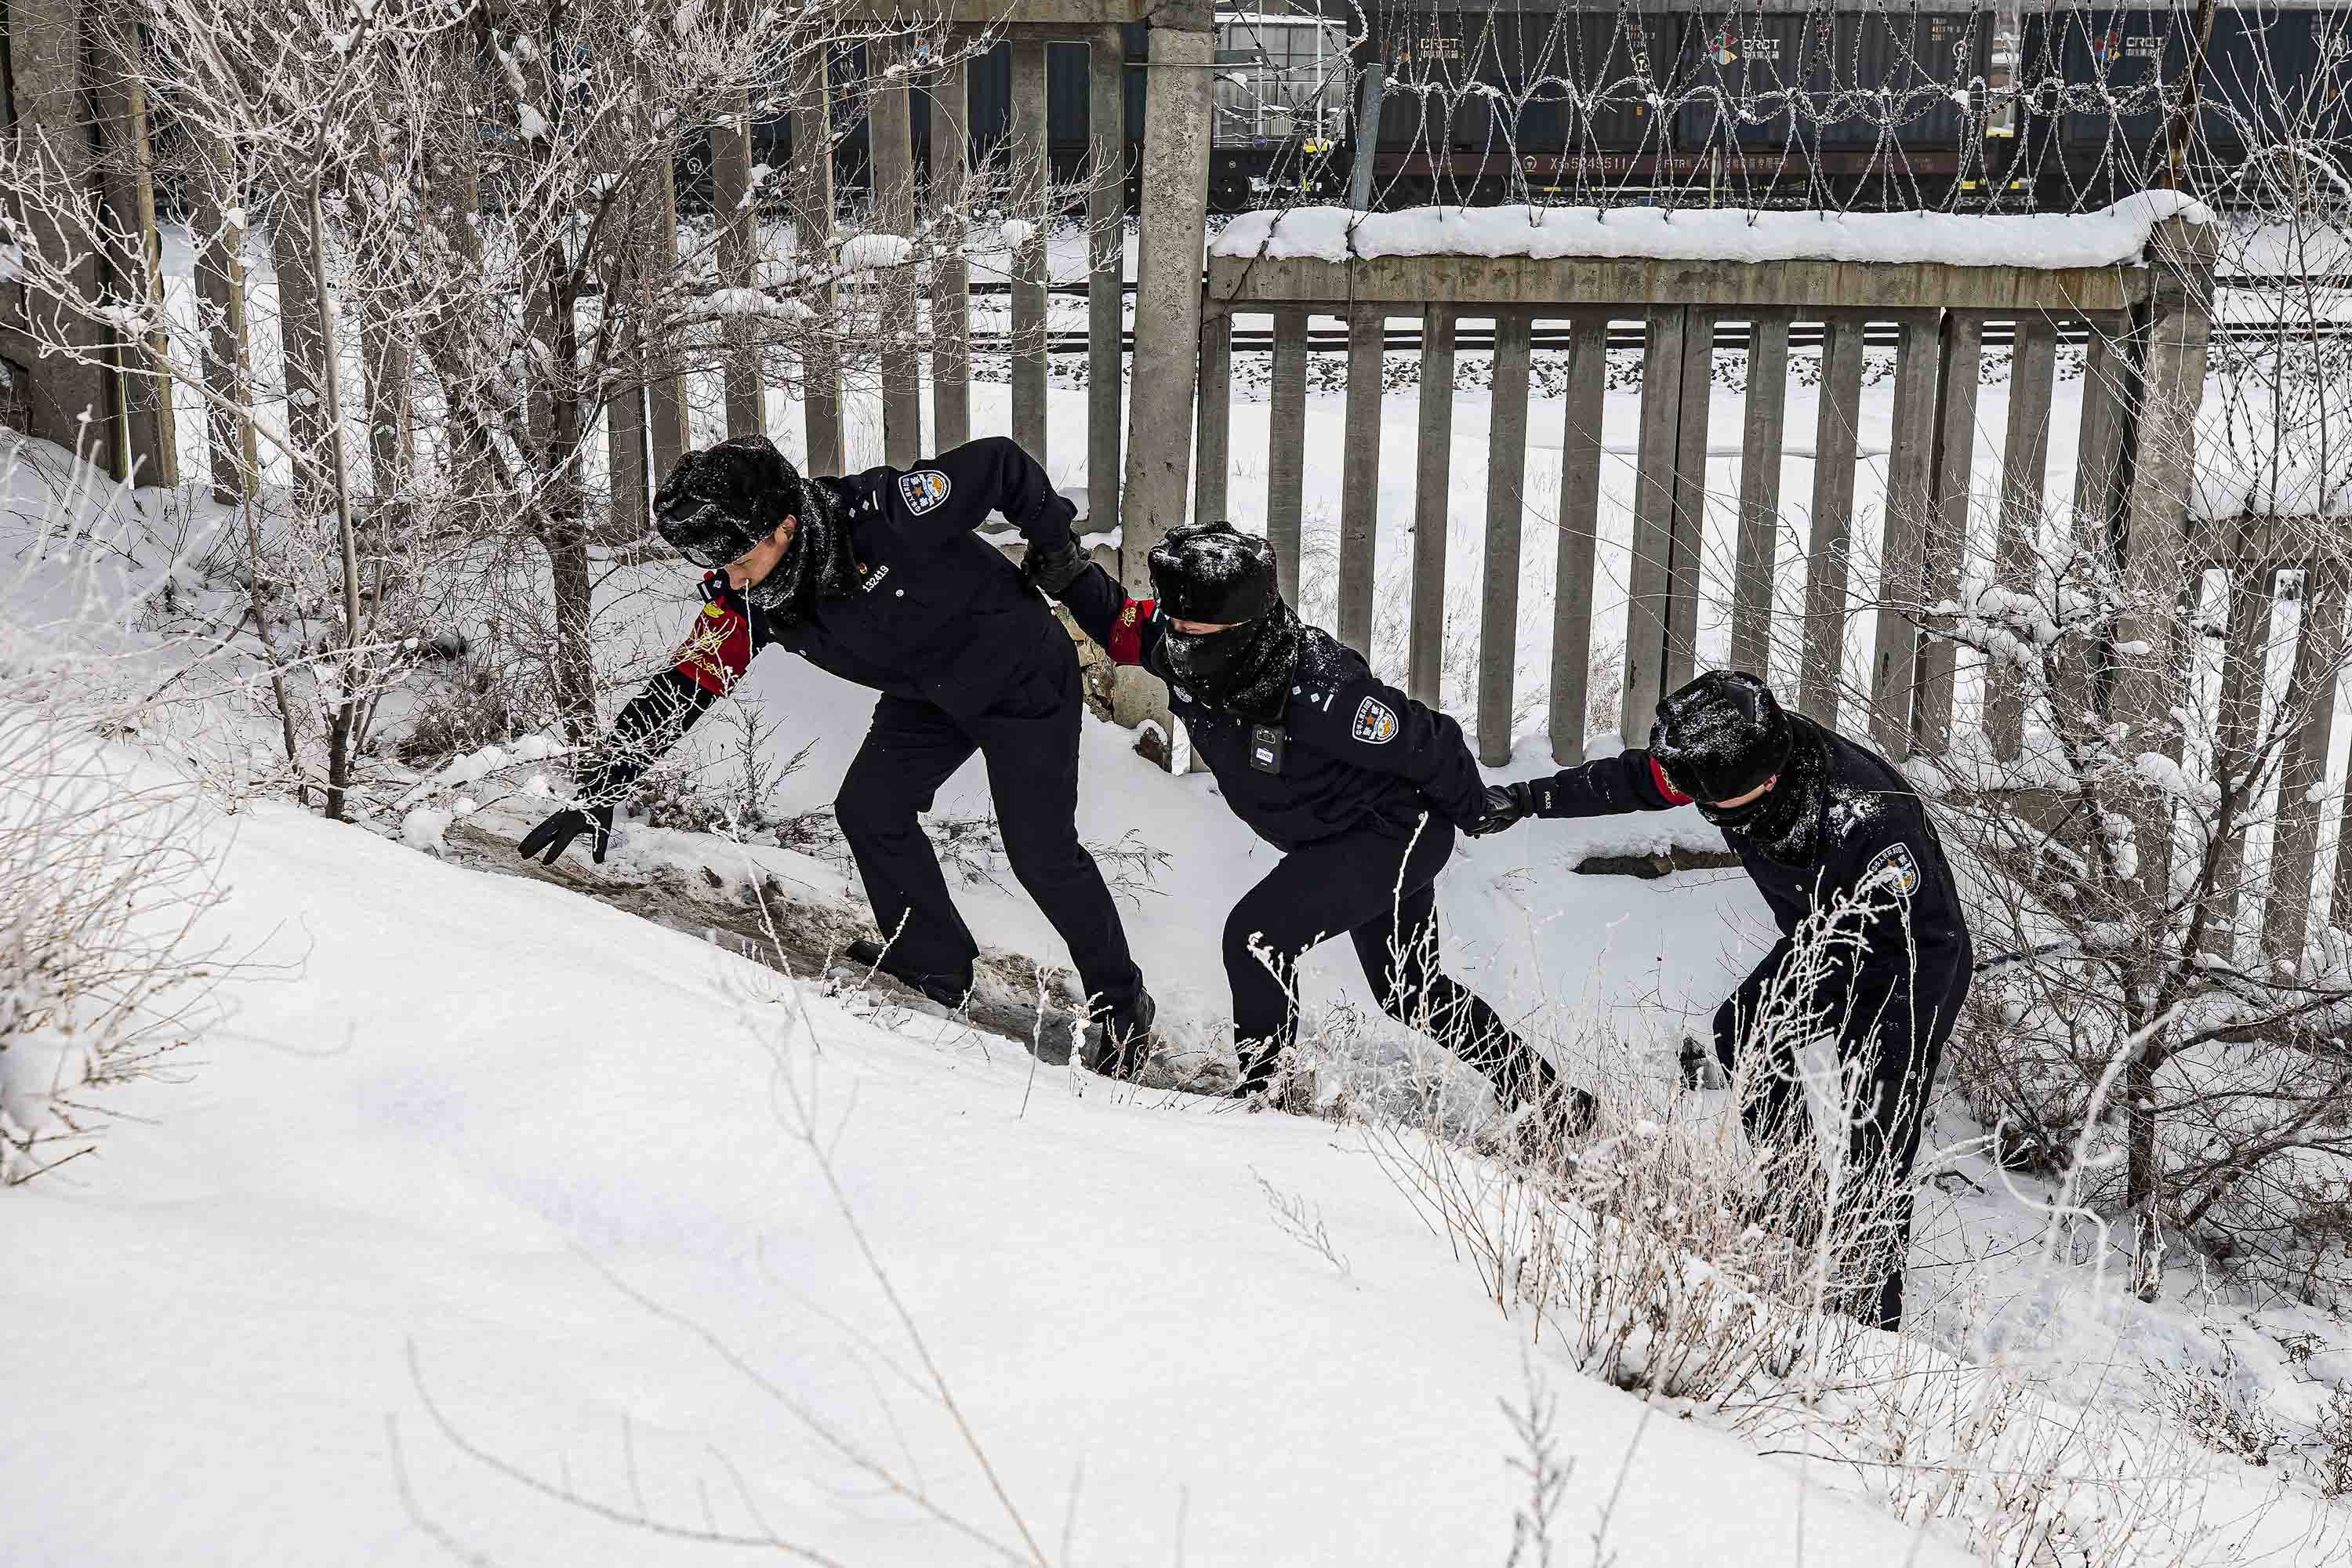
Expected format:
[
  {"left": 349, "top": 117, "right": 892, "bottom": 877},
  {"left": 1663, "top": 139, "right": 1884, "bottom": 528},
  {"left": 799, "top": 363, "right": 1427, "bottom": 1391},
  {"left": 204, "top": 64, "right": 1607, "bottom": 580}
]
[
  {"left": 2127, "top": 1054, "right": 2165, "bottom": 1301},
  {"left": 307, "top": 172, "right": 365, "bottom": 822},
  {"left": 270, "top": 201, "right": 331, "bottom": 511},
  {"left": 547, "top": 524, "right": 597, "bottom": 743}
]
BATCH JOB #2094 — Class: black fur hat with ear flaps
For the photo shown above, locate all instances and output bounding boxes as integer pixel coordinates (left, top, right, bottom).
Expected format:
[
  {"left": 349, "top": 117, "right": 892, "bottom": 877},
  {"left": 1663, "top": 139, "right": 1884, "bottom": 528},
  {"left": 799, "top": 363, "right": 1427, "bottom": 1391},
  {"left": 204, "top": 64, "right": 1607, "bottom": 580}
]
[
  {"left": 1147, "top": 521, "right": 1280, "bottom": 626},
  {"left": 652, "top": 435, "right": 851, "bottom": 621},
  {"left": 1649, "top": 670, "right": 1793, "bottom": 804},
  {"left": 652, "top": 435, "right": 805, "bottom": 568}
]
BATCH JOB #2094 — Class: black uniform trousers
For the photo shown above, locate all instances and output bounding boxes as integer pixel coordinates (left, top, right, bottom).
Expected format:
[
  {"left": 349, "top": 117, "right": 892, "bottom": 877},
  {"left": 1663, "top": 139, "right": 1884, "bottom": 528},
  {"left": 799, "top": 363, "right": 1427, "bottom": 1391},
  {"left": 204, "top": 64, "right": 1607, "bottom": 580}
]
[
  {"left": 1222, "top": 817, "right": 1550, "bottom": 1105},
  {"left": 1711, "top": 940, "right": 1969, "bottom": 1331},
  {"left": 834, "top": 646, "right": 1142, "bottom": 1014}
]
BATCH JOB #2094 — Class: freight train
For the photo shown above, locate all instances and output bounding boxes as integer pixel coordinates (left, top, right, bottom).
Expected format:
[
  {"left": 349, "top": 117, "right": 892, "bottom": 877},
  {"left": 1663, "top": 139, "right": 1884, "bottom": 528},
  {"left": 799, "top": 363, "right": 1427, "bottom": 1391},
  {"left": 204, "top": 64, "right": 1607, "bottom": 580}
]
[
  {"left": 1350, "top": 2, "right": 2352, "bottom": 212},
  {"left": 728, "top": 14, "right": 1348, "bottom": 215},
  {"left": 734, "top": 3, "right": 2352, "bottom": 216}
]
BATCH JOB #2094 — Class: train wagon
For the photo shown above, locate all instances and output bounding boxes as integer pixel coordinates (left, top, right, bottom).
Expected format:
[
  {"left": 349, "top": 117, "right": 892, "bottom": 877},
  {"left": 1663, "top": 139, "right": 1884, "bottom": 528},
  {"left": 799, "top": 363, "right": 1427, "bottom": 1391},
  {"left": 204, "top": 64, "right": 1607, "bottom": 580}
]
[
  {"left": 2014, "top": 2, "right": 2352, "bottom": 209},
  {"left": 686, "top": 29, "right": 1149, "bottom": 213},
  {"left": 1352, "top": 2, "right": 1999, "bottom": 209},
  {"left": 699, "top": 14, "right": 1350, "bottom": 216}
]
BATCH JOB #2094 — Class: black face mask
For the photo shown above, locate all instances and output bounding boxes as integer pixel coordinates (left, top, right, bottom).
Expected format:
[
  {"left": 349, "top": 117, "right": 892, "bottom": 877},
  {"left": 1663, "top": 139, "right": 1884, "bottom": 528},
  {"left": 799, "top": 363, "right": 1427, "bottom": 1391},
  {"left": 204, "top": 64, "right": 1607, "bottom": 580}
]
[
  {"left": 1702, "top": 720, "right": 1831, "bottom": 866},
  {"left": 1161, "top": 621, "right": 1254, "bottom": 688},
  {"left": 1155, "top": 600, "right": 1303, "bottom": 722},
  {"left": 1697, "top": 793, "right": 1769, "bottom": 832}
]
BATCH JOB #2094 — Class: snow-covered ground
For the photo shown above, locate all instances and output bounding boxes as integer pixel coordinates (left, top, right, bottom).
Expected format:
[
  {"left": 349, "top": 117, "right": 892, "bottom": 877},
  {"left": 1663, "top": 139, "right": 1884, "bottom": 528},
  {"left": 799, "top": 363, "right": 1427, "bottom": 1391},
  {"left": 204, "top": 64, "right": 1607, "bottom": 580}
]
[
  {"left": 3, "top": 707, "right": 1987, "bottom": 1566},
  {"left": 5, "top": 441, "right": 2352, "bottom": 1565},
  {"left": 11, "top": 208, "right": 2352, "bottom": 1562}
]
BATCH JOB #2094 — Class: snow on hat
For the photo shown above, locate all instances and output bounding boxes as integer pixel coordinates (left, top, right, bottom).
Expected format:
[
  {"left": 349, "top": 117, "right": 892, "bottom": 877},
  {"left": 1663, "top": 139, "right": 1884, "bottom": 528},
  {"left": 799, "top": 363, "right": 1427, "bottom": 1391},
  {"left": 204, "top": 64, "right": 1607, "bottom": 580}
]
[
  {"left": 1148, "top": 521, "right": 1279, "bottom": 625},
  {"left": 653, "top": 435, "right": 804, "bottom": 567},
  {"left": 1650, "top": 670, "right": 1792, "bottom": 803}
]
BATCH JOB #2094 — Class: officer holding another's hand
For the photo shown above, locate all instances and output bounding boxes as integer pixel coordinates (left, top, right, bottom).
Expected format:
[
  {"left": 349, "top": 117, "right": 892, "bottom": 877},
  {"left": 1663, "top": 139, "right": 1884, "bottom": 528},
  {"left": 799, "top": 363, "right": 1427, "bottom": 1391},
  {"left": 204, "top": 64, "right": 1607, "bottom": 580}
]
[{"left": 1471, "top": 671, "right": 1971, "bottom": 1330}]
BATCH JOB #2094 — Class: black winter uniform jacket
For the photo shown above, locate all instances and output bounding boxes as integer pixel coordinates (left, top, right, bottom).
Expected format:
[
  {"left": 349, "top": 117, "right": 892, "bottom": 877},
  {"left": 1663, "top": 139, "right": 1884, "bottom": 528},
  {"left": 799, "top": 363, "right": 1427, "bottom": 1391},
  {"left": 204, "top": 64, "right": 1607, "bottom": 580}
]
[
  {"left": 1528, "top": 718, "right": 1972, "bottom": 1023},
  {"left": 1061, "top": 564, "right": 1486, "bottom": 851},
  {"left": 583, "top": 437, "right": 1082, "bottom": 800}
]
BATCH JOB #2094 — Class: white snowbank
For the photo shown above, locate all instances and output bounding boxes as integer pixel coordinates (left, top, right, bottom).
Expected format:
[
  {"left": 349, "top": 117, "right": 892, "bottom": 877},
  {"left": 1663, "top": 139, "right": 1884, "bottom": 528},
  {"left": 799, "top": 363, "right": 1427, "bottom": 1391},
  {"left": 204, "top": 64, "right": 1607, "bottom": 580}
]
[
  {"left": 399, "top": 804, "right": 452, "bottom": 853},
  {"left": 2190, "top": 372, "right": 2352, "bottom": 521},
  {"left": 838, "top": 233, "right": 915, "bottom": 271},
  {"left": 1211, "top": 193, "right": 2212, "bottom": 270},
  {"left": 1, "top": 768, "right": 1975, "bottom": 1566}
]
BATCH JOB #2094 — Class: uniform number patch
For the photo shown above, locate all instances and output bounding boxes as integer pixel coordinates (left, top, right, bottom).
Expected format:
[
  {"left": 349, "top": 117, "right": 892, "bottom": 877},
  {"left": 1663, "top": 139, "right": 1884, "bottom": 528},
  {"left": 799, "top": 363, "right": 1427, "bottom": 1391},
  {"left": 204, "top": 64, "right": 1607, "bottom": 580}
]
[
  {"left": 1864, "top": 841, "right": 1921, "bottom": 898},
  {"left": 898, "top": 470, "right": 952, "bottom": 515},
  {"left": 1352, "top": 695, "right": 1399, "bottom": 745}
]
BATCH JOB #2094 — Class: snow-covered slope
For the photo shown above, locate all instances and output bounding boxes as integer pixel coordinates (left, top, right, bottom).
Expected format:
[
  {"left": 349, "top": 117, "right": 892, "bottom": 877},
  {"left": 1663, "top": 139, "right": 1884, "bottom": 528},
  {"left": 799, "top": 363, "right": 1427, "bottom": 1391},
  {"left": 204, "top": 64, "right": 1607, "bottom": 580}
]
[{"left": 1, "top": 763, "right": 1973, "bottom": 1566}]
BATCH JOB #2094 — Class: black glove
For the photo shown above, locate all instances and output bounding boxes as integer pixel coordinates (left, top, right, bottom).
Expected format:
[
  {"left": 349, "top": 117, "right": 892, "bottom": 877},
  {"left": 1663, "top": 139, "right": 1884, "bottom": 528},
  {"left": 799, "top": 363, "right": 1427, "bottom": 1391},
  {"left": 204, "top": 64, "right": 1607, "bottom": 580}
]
[
  {"left": 518, "top": 803, "right": 615, "bottom": 866},
  {"left": 1465, "top": 782, "right": 1534, "bottom": 837},
  {"left": 1022, "top": 535, "right": 1091, "bottom": 596}
]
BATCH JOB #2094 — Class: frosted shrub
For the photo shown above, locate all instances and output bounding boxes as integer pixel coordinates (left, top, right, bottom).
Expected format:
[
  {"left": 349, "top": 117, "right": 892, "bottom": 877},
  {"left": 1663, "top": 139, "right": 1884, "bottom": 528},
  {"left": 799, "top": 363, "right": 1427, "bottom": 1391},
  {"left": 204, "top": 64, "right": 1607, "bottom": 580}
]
[
  {"left": 1363, "top": 1011, "right": 1904, "bottom": 1407},
  {"left": 0, "top": 707, "right": 225, "bottom": 1182}
]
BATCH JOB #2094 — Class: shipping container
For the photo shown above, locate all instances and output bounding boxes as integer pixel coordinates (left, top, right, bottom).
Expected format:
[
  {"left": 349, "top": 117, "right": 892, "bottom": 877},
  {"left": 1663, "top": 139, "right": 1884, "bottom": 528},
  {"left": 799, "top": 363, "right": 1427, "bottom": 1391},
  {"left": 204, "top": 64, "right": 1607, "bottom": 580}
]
[{"left": 1674, "top": 10, "right": 1835, "bottom": 155}]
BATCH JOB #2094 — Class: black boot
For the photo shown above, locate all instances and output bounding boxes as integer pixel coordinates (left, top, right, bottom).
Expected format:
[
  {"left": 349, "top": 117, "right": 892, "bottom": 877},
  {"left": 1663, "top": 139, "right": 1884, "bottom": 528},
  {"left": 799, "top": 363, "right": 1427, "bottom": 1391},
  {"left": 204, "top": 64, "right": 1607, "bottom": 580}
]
[
  {"left": 844, "top": 938, "right": 972, "bottom": 1011},
  {"left": 1086, "top": 985, "right": 1157, "bottom": 1080}
]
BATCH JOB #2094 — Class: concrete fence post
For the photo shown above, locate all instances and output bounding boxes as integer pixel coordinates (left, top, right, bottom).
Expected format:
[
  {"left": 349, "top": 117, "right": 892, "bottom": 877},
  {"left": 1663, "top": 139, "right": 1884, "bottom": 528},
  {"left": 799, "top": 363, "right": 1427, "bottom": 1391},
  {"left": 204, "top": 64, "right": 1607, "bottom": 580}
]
[
  {"left": 869, "top": 40, "right": 922, "bottom": 466},
  {"left": 791, "top": 45, "right": 843, "bottom": 474},
  {"left": 1087, "top": 27, "right": 1127, "bottom": 529},
  {"left": 930, "top": 42, "right": 973, "bottom": 452},
  {"left": 1622, "top": 307, "right": 1687, "bottom": 738},
  {"left": 711, "top": 89, "right": 765, "bottom": 439},
  {"left": 1987, "top": 313, "right": 2057, "bottom": 760},
  {"left": 1799, "top": 312, "right": 1867, "bottom": 728},
  {"left": 1008, "top": 34, "right": 1051, "bottom": 461},
  {"left": 1730, "top": 310, "right": 1791, "bottom": 675},
  {"left": 1548, "top": 310, "right": 1609, "bottom": 764},
  {"left": 1407, "top": 303, "right": 1456, "bottom": 708},
  {"left": 1114, "top": 9, "right": 1214, "bottom": 747},
  {"left": 192, "top": 132, "right": 261, "bottom": 503},
  {"left": 1265, "top": 306, "right": 1309, "bottom": 597},
  {"left": 1478, "top": 309, "right": 1534, "bottom": 765},
  {"left": 8, "top": 0, "right": 114, "bottom": 473},
  {"left": 2271, "top": 562, "right": 2347, "bottom": 960},
  {"left": 2111, "top": 215, "right": 2219, "bottom": 924},
  {"left": 91, "top": 24, "right": 176, "bottom": 487}
]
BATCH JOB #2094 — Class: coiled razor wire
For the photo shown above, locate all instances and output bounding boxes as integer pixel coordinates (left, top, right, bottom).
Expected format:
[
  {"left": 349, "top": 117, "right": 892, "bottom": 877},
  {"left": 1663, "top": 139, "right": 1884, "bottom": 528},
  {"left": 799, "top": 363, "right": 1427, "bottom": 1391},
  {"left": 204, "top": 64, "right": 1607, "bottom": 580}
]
[{"left": 1207, "top": 1, "right": 2352, "bottom": 217}]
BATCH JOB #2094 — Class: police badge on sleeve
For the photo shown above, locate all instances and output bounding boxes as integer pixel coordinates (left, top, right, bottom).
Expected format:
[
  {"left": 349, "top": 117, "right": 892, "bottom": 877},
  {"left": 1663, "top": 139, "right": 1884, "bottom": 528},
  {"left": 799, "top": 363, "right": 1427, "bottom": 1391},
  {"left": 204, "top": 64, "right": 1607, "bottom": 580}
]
[
  {"left": 898, "top": 470, "right": 952, "bottom": 515},
  {"left": 1863, "top": 841, "right": 1922, "bottom": 898},
  {"left": 1351, "top": 695, "right": 1399, "bottom": 745}
]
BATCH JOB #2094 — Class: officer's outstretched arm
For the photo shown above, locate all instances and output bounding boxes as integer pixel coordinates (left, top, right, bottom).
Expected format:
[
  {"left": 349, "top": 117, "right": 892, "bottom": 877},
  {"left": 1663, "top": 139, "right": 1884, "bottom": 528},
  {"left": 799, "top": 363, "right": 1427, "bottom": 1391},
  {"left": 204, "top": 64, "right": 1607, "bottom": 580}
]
[
  {"left": 519, "top": 587, "right": 750, "bottom": 866},
  {"left": 1053, "top": 561, "right": 1168, "bottom": 670},
  {"left": 1523, "top": 749, "right": 1686, "bottom": 818}
]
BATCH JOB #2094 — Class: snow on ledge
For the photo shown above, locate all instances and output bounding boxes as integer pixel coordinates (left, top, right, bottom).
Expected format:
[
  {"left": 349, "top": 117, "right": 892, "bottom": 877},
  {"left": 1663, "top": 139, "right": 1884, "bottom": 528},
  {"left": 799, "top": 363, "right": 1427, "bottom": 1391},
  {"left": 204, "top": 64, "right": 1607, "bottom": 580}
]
[{"left": 1210, "top": 193, "right": 2212, "bottom": 271}]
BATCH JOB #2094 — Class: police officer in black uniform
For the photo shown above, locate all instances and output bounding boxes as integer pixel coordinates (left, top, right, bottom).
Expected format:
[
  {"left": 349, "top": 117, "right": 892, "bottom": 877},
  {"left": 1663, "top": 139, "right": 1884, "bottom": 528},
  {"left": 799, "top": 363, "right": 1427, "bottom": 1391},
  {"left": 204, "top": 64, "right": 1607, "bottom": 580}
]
[
  {"left": 1059, "top": 521, "right": 1592, "bottom": 1132},
  {"left": 1472, "top": 670, "right": 1971, "bottom": 1329},
  {"left": 518, "top": 434, "right": 1154, "bottom": 1059}
]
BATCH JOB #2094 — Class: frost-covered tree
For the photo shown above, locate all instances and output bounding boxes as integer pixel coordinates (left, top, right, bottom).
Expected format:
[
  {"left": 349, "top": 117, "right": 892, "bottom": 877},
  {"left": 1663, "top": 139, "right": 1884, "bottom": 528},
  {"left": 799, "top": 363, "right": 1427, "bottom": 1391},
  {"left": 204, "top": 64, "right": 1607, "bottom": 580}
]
[
  {"left": 1, "top": 0, "right": 1004, "bottom": 775},
  {"left": 1907, "top": 151, "right": 2352, "bottom": 1305}
]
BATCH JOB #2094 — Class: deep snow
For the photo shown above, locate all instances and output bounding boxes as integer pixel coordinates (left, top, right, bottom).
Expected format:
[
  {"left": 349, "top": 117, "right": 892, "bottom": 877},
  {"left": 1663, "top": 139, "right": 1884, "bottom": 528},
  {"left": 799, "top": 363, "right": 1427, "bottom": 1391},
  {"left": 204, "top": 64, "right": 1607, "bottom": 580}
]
[{"left": 3, "top": 741, "right": 1977, "bottom": 1567}]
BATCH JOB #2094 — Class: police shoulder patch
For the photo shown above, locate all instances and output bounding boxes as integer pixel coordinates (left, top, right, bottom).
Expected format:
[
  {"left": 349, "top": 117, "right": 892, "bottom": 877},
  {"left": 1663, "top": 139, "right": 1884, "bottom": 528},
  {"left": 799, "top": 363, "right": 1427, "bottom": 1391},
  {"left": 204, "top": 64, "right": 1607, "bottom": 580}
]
[
  {"left": 897, "top": 469, "right": 952, "bottom": 516},
  {"left": 1863, "top": 840, "right": 1922, "bottom": 898},
  {"left": 1351, "top": 695, "right": 1400, "bottom": 745}
]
